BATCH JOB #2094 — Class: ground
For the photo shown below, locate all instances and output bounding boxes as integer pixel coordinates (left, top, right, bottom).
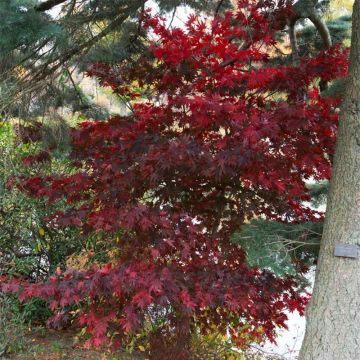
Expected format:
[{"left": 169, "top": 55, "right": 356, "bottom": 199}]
[{"left": 3, "top": 328, "right": 145, "bottom": 360}]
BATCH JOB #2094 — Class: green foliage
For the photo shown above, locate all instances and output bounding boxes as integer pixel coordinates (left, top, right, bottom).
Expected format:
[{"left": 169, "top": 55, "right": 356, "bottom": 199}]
[
  {"left": 156, "top": 0, "right": 233, "bottom": 13},
  {"left": 0, "top": 121, "right": 83, "bottom": 280},
  {"left": 0, "top": 0, "right": 219, "bottom": 119},
  {"left": 327, "top": 14, "right": 353, "bottom": 42},
  {"left": 308, "top": 180, "right": 329, "bottom": 207},
  {"left": 297, "top": 14, "right": 352, "bottom": 58},
  {"left": 191, "top": 331, "right": 256, "bottom": 359},
  {"left": 83, "top": 21, "right": 148, "bottom": 65},
  {"left": 232, "top": 219, "right": 322, "bottom": 279},
  {"left": 0, "top": 291, "right": 51, "bottom": 356},
  {"left": 0, "top": 293, "right": 27, "bottom": 356},
  {"left": 0, "top": 0, "right": 62, "bottom": 55}
]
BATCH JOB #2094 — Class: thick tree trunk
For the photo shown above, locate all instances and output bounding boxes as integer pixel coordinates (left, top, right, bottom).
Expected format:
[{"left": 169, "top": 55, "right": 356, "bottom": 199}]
[{"left": 299, "top": 1, "right": 360, "bottom": 359}]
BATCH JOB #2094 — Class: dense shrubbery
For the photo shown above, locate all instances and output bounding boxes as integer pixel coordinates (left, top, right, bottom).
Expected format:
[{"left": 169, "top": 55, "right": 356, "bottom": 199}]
[{"left": 0, "top": 121, "right": 76, "bottom": 279}]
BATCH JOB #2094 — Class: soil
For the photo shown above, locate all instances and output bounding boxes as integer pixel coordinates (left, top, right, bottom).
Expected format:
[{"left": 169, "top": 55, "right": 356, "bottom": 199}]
[{"left": 3, "top": 328, "right": 145, "bottom": 360}]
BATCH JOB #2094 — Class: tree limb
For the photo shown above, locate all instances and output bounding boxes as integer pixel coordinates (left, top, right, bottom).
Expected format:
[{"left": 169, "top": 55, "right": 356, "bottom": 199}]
[
  {"left": 292, "top": 0, "right": 332, "bottom": 49},
  {"left": 34, "top": 0, "right": 69, "bottom": 12},
  {"left": 288, "top": 17, "right": 301, "bottom": 65},
  {"left": 214, "top": 0, "right": 225, "bottom": 17},
  {"left": 32, "top": 1, "right": 146, "bottom": 81},
  {"left": 308, "top": 12, "right": 332, "bottom": 48}
]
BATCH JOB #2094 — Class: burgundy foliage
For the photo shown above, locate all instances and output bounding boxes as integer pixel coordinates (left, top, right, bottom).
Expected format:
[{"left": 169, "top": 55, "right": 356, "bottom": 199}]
[{"left": 1, "top": 0, "right": 348, "bottom": 356}]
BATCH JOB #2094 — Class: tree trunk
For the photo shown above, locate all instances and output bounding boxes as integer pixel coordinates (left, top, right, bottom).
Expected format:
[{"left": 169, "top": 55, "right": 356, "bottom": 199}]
[{"left": 299, "top": 1, "right": 360, "bottom": 359}]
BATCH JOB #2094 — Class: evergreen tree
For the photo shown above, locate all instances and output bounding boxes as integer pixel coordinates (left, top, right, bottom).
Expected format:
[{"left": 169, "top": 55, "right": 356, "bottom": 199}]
[{"left": 0, "top": 0, "right": 219, "bottom": 118}]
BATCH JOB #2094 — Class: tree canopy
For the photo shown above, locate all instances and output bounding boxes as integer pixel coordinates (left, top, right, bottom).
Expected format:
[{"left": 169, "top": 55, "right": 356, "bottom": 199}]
[
  {"left": 0, "top": 0, "right": 221, "bottom": 118},
  {"left": 0, "top": 1, "right": 349, "bottom": 356}
]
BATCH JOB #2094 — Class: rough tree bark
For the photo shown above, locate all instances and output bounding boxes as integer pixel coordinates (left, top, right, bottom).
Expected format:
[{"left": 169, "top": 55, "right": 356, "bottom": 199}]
[{"left": 299, "top": 0, "right": 360, "bottom": 359}]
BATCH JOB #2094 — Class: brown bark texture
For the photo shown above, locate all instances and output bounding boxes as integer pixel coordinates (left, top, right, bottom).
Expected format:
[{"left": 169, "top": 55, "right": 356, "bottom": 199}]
[{"left": 299, "top": 0, "right": 360, "bottom": 358}]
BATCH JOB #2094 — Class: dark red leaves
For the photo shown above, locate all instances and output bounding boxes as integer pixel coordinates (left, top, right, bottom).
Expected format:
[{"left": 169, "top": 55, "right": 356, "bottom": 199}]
[
  {"left": 2, "top": 0, "right": 348, "bottom": 353},
  {"left": 22, "top": 150, "right": 51, "bottom": 166},
  {"left": 132, "top": 290, "right": 153, "bottom": 309}
]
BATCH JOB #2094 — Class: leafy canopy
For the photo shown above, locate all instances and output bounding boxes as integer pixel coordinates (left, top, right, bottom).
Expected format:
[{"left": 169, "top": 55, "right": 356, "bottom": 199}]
[{"left": 1, "top": 0, "right": 348, "bottom": 356}]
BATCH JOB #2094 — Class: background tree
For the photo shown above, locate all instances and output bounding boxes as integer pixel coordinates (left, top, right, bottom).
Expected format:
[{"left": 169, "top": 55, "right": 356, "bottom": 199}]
[
  {"left": 0, "top": 0, "right": 222, "bottom": 119},
  {"left": 299, "top": 0, "right": 360, "bottom": 358},
  {"left": 0, "top": 0, "right": 346, "bottom": 120}
]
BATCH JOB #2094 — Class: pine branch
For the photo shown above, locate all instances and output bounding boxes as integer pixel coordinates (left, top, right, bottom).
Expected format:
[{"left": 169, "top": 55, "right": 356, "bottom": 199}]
[
  {"left": 32, "top": 1, "right": 146, "bottom": 82},
  {"left": 34, "top": 0, "right": 68, "bottom": 12}
]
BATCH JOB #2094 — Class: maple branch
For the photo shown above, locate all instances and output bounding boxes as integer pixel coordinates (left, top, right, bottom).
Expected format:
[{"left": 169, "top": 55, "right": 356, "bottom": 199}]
[
  {"left": 167, "top": 7, "right": 177, "bottom": 29},
  {"left": 308, "top": 12, "right": 332, "bottom": 90},
  {"left": 219, "top": 41, "right": 249, "bottom": 68}
]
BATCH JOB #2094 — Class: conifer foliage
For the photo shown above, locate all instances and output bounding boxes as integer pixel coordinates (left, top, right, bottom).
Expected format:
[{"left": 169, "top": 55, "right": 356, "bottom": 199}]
[{"left": 1, "top": 0, "right": 348, "bottom": 356}]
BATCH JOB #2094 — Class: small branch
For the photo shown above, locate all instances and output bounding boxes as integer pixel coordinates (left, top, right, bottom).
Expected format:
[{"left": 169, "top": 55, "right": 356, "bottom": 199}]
[
  {"left": 214, "top": 0, "right": 225, "bottom": 17},
  {"left": 32, "top": 3, "right": 145, "bottom": 82},
  {"left": 308, "top": 12, "right": 332, "bottom": 91},
  {"left": 34, "top": 0, "right": 68, "bottom": 12},
  {"left": 66, "top": 68, "right": 86, "bottom": 106},
  {"left": 288, "top": 17, "right": 300, "bottom": 65},
  {"left": 308, "top": 13, "right": 332, "bottom": 49},
  {"left": 167, "top": 7, "right": 177, "bottom": 29},
  {"left": 65, "top": 0, "right": 77, "bottom": 17}
]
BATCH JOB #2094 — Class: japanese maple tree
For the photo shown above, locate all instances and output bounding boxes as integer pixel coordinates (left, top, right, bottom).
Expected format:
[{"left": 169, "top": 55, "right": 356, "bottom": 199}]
[{"left": 1, "top": 0, "right": 348, "bottom": 357}]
